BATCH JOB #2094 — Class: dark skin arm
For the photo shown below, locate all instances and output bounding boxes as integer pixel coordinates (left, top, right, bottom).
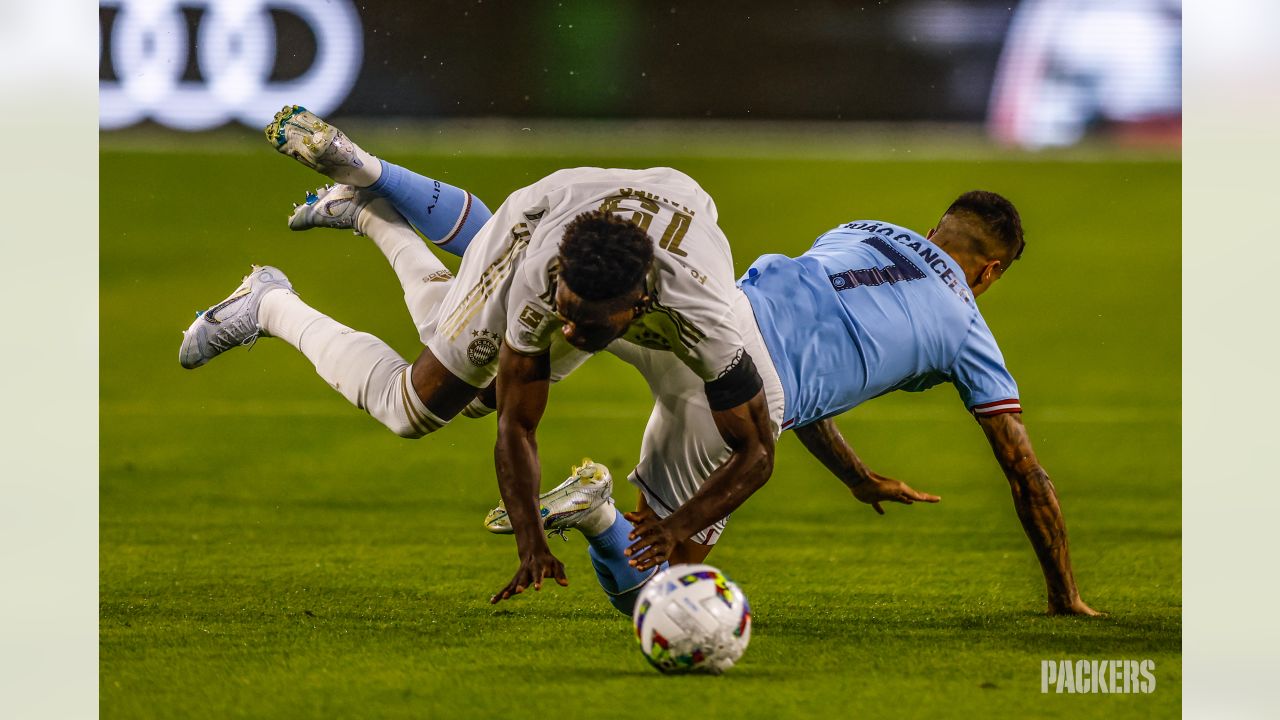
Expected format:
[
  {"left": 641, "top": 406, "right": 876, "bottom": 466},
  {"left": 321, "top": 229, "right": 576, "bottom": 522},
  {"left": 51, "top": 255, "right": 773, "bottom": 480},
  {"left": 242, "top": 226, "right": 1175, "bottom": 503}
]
[
  {"left": 793, "top": 417, "right": 940, "bottom": 514},
  {"left": 626, "top": 389, "right": 775, "bottom": 570},
  {"left": 977, "top": 411, "right": 1101, "bottom": 616},
  {"left": 489, "top": 342, "right": 568, "bottom": 604}
]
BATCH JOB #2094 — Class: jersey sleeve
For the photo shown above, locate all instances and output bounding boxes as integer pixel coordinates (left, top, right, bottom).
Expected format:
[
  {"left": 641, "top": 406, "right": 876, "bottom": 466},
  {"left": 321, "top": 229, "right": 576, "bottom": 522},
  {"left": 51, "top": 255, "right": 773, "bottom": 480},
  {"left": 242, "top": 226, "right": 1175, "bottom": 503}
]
[
  {"left": 952, "top": 313, "right": 1022, "bottom": 417},
  {"left": 502, "top": 244, "right": 561, "bottom": 355},
  {"left": 657, "top": 258, "right": 747, "bottom": 383}
]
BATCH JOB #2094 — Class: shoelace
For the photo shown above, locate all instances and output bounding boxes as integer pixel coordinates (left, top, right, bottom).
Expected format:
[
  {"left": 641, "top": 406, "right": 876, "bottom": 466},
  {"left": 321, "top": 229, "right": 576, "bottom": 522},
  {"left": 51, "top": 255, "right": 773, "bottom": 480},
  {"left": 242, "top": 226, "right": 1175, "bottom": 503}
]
[{"left": 204, "top": 301, "right": 262, "bottom": 354}]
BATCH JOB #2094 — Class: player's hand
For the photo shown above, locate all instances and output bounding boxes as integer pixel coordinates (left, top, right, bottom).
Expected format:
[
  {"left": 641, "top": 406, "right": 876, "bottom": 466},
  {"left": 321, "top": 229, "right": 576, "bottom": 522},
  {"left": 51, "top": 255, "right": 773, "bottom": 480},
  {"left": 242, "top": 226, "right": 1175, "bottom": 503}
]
[
  {"left": 624, "top": 511, "right": 677, "bottom": 571},
  {"left": 851, "top": 472, "right": 941, "bottom": 515},
  {"left": 627, "top": 504, "right": 659, "bottom": 526},
  {"left": 1048, "top": 597, "right": 1105, "bottom": 617},
  {"left": 489, "top": 548, "right": 568, "bottom": 604}
]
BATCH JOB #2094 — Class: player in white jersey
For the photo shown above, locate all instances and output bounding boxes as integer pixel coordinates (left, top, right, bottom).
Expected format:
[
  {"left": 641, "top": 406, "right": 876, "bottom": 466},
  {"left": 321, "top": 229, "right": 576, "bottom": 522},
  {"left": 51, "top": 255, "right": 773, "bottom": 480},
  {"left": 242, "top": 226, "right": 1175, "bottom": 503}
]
[{"left": 179, "top": 107, "right": 780, "bottom": 606}]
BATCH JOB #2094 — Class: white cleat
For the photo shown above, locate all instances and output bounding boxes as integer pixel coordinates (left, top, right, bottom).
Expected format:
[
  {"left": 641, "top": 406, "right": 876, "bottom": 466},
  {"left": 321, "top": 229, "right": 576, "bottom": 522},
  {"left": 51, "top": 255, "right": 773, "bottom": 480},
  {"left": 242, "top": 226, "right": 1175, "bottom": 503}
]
[
  {"left": 288, "top": 183, "right": 371, "bottom": 233},
  {"left": 179, "top": 265, "right": 293, "bottom": 370},
  {"left": 265, "top": 104, "right": 375, "bottom": 186},
  {"left": 484, "top": 459, "right": 615, "bottom": 536}
]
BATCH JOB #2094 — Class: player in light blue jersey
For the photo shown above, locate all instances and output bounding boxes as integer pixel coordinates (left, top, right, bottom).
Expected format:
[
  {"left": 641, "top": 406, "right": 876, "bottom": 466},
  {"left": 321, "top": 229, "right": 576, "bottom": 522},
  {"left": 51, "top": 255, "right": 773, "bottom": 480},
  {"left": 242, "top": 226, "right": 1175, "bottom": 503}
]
[
  {"left": 739, "top": 214, "right": 1021, "bottom": 433},
  {"left": 494, "top": 190, "right": 1097, "bottom": 617}
]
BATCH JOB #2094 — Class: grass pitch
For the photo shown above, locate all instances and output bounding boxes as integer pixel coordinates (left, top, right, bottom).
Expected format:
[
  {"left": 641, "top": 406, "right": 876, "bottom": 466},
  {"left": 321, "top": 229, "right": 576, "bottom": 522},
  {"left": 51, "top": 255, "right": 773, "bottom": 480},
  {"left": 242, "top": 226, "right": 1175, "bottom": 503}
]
[{"left": 100, "top": 130, "right": 1180, "bottom": 719}]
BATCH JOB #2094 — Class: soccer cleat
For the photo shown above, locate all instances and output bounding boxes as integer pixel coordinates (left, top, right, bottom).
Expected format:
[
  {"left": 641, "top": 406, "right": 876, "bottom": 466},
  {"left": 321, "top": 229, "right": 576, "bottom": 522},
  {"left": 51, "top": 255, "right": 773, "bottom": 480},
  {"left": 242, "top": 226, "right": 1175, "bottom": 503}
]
[
  {"left": 288, "top": 183, "right": 371, "bottom": 233},
  {"left": 484, "top": 459, "right": 615, "bottom": 536},
  {"left": 179, "top": 265, "right": 293, "bottom": 370},
  {"left": 265, "top": 105, "right": 373, "bottom": 185}
]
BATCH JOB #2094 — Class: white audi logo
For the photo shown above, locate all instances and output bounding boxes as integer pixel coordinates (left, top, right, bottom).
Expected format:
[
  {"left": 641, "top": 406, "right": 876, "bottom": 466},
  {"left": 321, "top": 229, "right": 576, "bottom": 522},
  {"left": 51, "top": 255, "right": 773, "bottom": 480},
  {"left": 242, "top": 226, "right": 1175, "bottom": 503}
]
[{"left": 100, "top": 0, "right": 363, "bottom": 130}]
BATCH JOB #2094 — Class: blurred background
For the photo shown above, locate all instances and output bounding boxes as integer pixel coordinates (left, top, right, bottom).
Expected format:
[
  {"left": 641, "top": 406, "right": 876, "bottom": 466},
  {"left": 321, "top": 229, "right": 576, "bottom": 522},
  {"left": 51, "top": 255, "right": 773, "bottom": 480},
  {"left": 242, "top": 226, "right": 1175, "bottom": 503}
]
[{"left": 100, "top": 0, "right": 1181, "bottom": 149}]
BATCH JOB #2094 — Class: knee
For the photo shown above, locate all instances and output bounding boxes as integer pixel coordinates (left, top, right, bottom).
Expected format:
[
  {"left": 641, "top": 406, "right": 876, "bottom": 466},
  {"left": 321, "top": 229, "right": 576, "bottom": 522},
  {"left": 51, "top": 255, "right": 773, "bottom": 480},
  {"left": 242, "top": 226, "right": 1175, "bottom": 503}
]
[
  {"left": 382, "top": 367, "right": 451, "bottom": 438},
  {"left": 389, "top": 419, "right": 429, "bottom": 439},
  {"left": 460, "top": 396, "right": 495, "bottom": 419},
  {"left": 387, "top": 413, "right": 446, "bottom": 439}
]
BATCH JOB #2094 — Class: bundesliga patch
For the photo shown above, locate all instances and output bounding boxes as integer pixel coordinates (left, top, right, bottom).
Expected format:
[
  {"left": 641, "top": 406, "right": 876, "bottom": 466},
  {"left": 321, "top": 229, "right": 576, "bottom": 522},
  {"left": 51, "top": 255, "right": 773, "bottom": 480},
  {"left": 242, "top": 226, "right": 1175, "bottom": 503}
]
[{"left": 518, "top": 304, "right": 545, "bottom": 330}]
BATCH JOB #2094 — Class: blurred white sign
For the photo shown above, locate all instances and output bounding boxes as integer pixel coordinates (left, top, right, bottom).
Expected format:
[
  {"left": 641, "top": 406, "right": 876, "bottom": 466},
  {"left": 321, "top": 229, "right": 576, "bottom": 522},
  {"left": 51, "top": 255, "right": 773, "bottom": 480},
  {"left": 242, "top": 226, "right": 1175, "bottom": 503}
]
[
  {"left": 100, "top": 0, "right": 363, "bottom": 130},
  {"left": 989, "top": 0, "right": 1181, "bottom": 147}
]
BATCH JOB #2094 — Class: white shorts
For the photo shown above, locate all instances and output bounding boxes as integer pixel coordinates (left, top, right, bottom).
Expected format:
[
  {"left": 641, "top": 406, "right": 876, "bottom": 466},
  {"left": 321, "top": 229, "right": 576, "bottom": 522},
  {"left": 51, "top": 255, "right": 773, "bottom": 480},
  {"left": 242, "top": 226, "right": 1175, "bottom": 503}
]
[{"left": 608, "top": 290, "right": 785, "bottom": 546}]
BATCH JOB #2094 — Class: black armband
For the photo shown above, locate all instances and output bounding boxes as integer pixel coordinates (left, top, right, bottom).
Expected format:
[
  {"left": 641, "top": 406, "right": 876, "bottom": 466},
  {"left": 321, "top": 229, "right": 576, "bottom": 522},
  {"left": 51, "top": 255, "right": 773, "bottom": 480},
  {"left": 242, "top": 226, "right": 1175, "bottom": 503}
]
[{"left": 704, "top": 351, "right": 764, "bottom": 411}]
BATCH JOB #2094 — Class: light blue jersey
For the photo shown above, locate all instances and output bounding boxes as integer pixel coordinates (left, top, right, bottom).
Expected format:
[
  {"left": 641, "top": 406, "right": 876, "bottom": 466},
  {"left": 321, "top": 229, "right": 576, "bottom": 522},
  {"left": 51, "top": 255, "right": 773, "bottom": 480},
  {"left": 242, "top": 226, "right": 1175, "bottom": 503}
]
[{"left": 738, "top": 220, "right": 1021, "bottom": 430}]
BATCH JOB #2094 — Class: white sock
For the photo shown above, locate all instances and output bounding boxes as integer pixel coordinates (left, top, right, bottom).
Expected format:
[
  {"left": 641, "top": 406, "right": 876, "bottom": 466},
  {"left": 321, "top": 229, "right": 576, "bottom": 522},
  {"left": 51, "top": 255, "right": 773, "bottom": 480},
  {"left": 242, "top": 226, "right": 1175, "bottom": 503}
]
[
  {"left": 328, "top": 139, "right": 382, "bottom": 187},
  {"left": 357, "top": 198, "right": 453, "bottom": 345},
  {"left": 577, "top": 503, "right": 619, "bottom": 537},
  {"left": 258, "top": 289, "right": 446, "bottom": 438}
]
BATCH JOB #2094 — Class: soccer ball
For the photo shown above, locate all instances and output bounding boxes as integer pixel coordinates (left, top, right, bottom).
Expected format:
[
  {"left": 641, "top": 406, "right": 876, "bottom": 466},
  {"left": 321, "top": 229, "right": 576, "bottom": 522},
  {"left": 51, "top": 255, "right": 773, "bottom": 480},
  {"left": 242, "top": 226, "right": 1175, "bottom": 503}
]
[{"left": 632, "top": 563, "right": 751, "bottom": 674}]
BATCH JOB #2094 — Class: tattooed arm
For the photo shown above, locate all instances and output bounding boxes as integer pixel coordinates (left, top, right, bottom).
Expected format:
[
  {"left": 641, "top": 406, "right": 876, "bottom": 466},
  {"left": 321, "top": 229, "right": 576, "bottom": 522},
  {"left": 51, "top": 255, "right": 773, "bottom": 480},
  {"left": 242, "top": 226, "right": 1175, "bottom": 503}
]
[{"left": 977, "top": 412, "right": 1101, "bottom": 616}]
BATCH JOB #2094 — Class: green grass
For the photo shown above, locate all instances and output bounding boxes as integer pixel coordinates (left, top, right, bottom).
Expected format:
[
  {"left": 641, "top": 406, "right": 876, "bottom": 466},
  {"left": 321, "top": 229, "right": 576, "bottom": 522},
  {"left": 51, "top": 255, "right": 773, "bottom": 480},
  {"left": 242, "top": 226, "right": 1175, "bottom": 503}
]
[{"left": 100, "top": 133, "right": 1180, "bottom": 719}]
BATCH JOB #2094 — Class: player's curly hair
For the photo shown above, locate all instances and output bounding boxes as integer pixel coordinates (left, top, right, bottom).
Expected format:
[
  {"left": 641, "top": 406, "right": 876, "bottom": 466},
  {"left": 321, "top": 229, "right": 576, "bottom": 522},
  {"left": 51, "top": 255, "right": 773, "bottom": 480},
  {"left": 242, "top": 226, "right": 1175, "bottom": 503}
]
[
  {"left": 944, "top": 191, "right": 1026, "bottom": 263},
  {"left": 558, "top": 210, "right": 654, "bottom": 301}
]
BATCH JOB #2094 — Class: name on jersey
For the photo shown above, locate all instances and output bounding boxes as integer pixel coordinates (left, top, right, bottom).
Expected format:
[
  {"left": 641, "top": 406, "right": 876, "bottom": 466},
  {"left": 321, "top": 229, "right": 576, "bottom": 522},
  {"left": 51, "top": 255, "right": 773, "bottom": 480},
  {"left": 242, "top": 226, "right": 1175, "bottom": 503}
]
[
  {"left": 839, "top": 222, "right": 972, "bottom": 305},
  {"left": 608, "top": 187, "right": 695, "bottom": 216}
]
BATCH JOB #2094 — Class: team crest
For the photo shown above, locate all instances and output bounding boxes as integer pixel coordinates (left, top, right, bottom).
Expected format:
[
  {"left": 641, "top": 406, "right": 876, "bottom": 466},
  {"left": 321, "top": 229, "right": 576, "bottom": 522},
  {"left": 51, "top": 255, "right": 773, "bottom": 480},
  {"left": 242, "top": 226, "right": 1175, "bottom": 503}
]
[{"left": 467, "top": 329, "right": 500, "bottom": 366}]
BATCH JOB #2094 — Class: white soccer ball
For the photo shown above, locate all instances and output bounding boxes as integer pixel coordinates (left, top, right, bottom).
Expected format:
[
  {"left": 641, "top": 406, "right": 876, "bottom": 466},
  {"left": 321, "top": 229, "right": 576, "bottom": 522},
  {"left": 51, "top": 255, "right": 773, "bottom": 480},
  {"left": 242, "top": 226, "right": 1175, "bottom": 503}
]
[{"left": 632, "top": 563, "right": 752, "bottom": 674}]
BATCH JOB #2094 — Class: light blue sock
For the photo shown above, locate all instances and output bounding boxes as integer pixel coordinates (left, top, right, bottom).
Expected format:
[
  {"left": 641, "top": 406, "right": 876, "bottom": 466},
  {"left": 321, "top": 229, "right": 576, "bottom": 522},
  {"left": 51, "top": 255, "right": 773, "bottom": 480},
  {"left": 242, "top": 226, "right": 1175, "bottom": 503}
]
[
  {"left": 366, "top": 160, "right": 492, "bottom": 257},
  {"left": 586, "top": 510, "right": 668, "bottom": 616}
]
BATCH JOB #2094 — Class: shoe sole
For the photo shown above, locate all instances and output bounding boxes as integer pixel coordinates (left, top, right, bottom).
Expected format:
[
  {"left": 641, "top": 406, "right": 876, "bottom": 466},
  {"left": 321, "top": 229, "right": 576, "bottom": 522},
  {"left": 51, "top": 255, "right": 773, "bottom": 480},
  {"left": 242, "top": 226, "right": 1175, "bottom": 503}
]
[
  {"left": 265, "top": 105, "right": 338, "bottom": 170},
  {"left": 265, "top": 105, "right": 310, "bottom": 148}
]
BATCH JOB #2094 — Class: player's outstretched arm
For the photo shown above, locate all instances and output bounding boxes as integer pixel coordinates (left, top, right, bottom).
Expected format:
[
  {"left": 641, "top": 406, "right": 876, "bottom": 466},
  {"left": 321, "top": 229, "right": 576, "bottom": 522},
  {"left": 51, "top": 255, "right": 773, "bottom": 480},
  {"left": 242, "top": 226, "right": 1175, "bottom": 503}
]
[
  {"left": 490, "top": 342, "right": 567, "bottom": 604},
  {"left": 626, "top": 389, "right": 775, "bottom": 570},
  {"left": 976, "top": 412, "right": 1101, "bottom": 617},
  {"left": 794, "top": 418, "right": 940, "bottom": 514}
]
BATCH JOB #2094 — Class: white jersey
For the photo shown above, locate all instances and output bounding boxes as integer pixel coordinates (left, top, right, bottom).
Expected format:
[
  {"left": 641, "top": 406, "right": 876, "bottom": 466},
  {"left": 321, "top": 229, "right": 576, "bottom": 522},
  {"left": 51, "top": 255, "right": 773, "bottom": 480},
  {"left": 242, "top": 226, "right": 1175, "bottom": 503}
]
[
  {"left": 428, "top": 167, "right": 747, "bottom": 387},
  {"left": 609, "top": 289, "right": 786, "bottom": 545}
]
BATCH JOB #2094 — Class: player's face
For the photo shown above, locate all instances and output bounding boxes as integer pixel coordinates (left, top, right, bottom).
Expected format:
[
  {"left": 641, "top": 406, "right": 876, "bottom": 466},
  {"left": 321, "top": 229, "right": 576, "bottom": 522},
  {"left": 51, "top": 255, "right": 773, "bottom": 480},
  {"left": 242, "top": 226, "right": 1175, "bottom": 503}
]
[{"left": 555, "top": 283, "right": 646, "bottom": 352}]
